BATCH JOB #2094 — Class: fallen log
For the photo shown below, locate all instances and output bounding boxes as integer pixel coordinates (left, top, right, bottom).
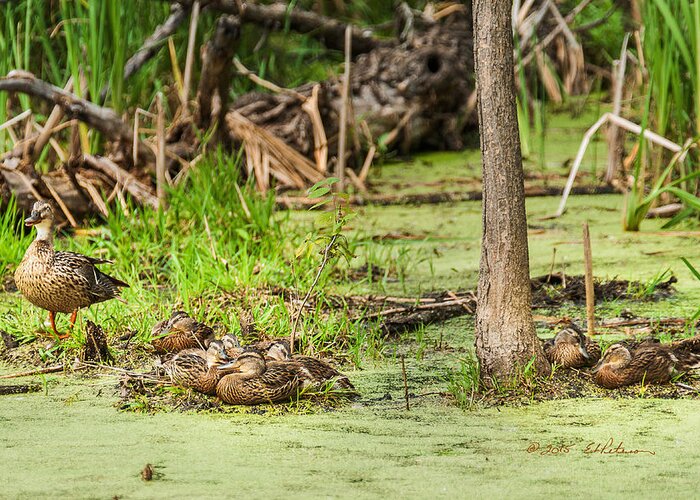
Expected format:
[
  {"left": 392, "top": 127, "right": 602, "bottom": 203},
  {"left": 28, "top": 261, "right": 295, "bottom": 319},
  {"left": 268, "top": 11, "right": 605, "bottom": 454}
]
[
  {"left": 181, "top": 0, "right": 394, "bottom": 55},
  {"left": 0, "top": 384, "right": 42, "bottom": 395},
  {"left": 276, "top": 184, "right": 617, "bottom": 209},
  {"left": 0, "top": 73, "right": 155, "bottom": 165}
]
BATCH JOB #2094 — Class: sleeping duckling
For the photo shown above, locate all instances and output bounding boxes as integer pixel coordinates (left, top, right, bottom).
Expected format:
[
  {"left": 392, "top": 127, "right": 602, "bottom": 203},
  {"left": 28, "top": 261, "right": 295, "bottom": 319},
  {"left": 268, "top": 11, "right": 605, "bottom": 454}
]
[
  {"left": 543, "top": 324, "right": 600, "bottom": 369},
  {"left": 215, "top": 351, "right": 306, "bottom": 405},
  {"left": 592, "top": 337, "right": 700, "bottom": 389},
  {"left": 151, "top": 311, "right": 215, "bottom": 354},
  {"left": 162, "top": 340, "right": 229, "bottom": 395},
  {"left": 266, "top": 341, "right": 354, "bottom": 390}
]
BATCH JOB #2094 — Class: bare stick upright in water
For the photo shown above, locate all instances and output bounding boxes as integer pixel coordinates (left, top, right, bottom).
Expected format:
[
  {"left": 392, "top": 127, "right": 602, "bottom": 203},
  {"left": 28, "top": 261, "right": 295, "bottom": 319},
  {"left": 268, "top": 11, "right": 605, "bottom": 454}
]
[{"left": 582, "top": 222, "right": 595, "bottom": 336}]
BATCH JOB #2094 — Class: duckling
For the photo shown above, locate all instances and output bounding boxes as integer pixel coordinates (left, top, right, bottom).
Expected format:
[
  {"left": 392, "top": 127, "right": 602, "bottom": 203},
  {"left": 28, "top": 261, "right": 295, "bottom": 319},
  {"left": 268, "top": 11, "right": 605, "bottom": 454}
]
[
  {"left": 14, "top": 201, "right": 128, "bottom": 338},
  {"left": 543, "top": 324, "right": 601, "bottom": 368},
  {"left": 592, "top": 337, "right": 700, "bottom": 389},
  {"left": 216, "top": 351, "right": 306, "bottom": 405},
  {"left": 151, "top": 311, "right": 215, "bottom": 354},
  {"left": 266, "top": 341, "right": 355, "bottom": 390},
  {"left": 162, "top": 340, "right": 229, "bottom": 395},
  {"left": 220, "top": 334, "right": 290, "bottom": 361}
]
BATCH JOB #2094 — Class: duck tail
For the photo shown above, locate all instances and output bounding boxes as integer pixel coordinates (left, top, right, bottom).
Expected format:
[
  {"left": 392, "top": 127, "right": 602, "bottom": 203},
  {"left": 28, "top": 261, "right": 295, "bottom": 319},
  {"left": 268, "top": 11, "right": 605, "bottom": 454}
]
[
  {"left": 673, "top": 336, "right": 700, "bottom": 370},
  {"left": 108, "top": 275, "right": 130, "bottom": 288}
]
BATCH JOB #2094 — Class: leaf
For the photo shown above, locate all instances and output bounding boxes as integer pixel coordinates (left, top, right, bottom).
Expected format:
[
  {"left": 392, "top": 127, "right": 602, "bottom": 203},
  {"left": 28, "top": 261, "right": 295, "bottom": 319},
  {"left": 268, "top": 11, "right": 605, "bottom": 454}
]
[
  {"left": 307, "top": 186, "right": 330, "bottom": 199},
  {"left": 681, "top": 257, "right": 700, "bottom": 282},
  {"left": 662, "top": 187, "right": 700, "bottom": 211}
]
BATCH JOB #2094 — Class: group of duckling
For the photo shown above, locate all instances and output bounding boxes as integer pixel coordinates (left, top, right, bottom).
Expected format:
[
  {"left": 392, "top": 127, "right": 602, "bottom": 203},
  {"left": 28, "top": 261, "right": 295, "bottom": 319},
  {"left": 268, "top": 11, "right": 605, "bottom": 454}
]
[
  {"left": 13, "top": 201, "right": 353, "bottom": 406},
  {"left": 12, "top": 200, "right": 700, "bottom": 396},
  {"left": 544, "top": 323, "right": 700, "bottom": 389},
  {"left": 153, "top": 311, "right": 354, "bottom": 405}
]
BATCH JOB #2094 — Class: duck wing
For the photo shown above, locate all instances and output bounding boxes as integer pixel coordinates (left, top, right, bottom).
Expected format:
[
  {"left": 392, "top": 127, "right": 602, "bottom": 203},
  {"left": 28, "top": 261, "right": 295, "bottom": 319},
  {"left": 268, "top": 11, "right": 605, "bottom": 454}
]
[
  {"left": 625, "top": 346, "right": 674, "bottom": 384},
  {"left": 54, "top": 251, "right": 128, "bottom": 301}
]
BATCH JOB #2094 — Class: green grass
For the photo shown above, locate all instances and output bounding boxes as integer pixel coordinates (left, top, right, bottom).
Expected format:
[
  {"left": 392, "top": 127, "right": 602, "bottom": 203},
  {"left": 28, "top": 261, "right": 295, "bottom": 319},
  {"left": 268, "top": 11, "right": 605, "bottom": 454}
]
[{"left": 0, "top": 148, "right": 385, "bottom": 365}]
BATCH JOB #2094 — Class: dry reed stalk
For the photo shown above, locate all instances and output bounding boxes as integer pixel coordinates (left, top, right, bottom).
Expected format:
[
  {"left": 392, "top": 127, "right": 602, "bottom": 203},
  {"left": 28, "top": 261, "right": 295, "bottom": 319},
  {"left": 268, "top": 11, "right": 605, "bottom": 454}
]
[
  {"left": 181, "top": 0, "right": 201, "bottom": 113},
  {"left": 226, "top": 111, "right": 323, "bottom": 192},
  {"left": 32, "top": 77, "right": 73, "bottom": 162},
  {"left": 233, "top": 58, "right": 307, "bottom": 101},
  {"left": 44, "top": 177, "right": 78, "bottom": 227},
  {"left": 555, "top": 113, "right": 685, "bottom": 217},
  {"left": 358, "top": 145, "right": 375, "bottom": 183},
  {"left": 155, "top": 93, "right": 167, "bottom": 208},
  {"left": 0, "top": 109, "right": 31, "bottom": 134},
  {"left": 605, "top": 33, "right": 630, "bottom": 183},
  {"left": 336, "top": 26, "right": 352, "bottom": 189},
  {"left": 301, "top": 83, "right": 328, "bottom": 173},
  {"left": 83, "top": 154, "right": 159, "bottom": 209}
]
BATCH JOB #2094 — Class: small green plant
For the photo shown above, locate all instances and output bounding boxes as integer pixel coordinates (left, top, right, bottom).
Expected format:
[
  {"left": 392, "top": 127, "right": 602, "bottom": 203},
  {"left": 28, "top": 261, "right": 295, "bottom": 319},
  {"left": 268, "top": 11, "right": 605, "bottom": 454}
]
[
  {"left": 681, "top": 257, "right": 700, "bottom": 321},
  {"left": 447, "top": 355, "right": 480, "bottom": 409},
  {"left": 633, "top": 268, "right": 673, "bottom": 299},
  {"left": 624, "top": 139, "right": 700, "bottom": 231}
]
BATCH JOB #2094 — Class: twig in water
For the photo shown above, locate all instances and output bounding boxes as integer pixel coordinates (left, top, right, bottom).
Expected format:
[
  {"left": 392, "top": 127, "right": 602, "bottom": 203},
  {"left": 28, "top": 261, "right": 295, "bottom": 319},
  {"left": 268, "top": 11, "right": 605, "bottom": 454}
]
[
  {"left": 401, "top": 355, "right": 410, "bottom": 410},
  {"left": 0, "top": 383, "right": 42, "bottom": 395},
  {"left": 674, "top": 382, "right": 699, "bottom": 393},
  {"left": 547, "top": 247, "right": 557, "bottom": 284},
  {"left": 0, "top": 364, "right": 65, "bottom": 380},
  {"left": 335, "top": 25, "right": 352, "bottom": 190},
  {"left": 582, "top": 222, "right": 595, "bottom": 336}
]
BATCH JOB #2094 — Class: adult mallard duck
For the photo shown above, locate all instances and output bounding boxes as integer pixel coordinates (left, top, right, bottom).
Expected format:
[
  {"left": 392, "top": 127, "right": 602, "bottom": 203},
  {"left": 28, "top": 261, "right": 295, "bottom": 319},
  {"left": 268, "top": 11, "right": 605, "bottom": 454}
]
[
  {"left": 14, "top": 201, "right": 128, "bottom": 338},
  {"left": 151, "top": 311, "right": 215, "bottom": 354},
  {"left": 215, "top": 350, "right": 307, "bottom": 405},
  {"left": 162, "top": 340, "right": 229, "bottom": 395},
  {"left": 592, "top": 337, "right": 700, "bottom": 389},
  {"left": 543, "top": 324, "right": 601, "bottom": 369}
]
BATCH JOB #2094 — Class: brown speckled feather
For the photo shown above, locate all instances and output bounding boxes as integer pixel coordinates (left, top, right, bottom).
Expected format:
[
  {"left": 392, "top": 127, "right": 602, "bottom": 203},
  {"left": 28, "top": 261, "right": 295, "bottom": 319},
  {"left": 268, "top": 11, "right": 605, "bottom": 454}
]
[
  {"left": 162, "top": 342, "right": 228, "bottom": 395},
  {"left": 592, "top": 337, "right": 700, "bottom": 389},
  {"left": 216, "top": 353, "right": 304, "bottom": 405},
  {"left": 291, "top": 356, "right": 355, "bottom": 390},
  {"left": 15, "top": 240, "right": 128, "bottom": 314},
  {"left": 151, "top": 311, "right": 215, "bottom": 354}
]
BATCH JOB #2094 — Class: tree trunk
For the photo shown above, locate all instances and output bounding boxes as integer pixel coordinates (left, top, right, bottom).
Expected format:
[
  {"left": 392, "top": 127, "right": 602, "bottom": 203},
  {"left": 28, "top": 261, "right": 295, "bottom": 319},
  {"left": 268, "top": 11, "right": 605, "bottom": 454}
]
[{"left": 473, "top": 0, "right": 550, "bottom": 385}]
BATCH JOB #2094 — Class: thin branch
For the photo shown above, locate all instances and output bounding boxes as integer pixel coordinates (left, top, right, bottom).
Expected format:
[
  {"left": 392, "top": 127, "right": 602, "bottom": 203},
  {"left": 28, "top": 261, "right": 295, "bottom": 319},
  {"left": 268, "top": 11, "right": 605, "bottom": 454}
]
[
  {"left": 0, "top": 364, "right": 65, "bottom": 380},
  {"left": 100, "top": 4, "right": 189, "bottom": 102},
  {"left": 290, "top": 232, "right": 339, "bottom": 353},
  {"left": 0, "top": 74, "right": 154, "bottom": 163}
]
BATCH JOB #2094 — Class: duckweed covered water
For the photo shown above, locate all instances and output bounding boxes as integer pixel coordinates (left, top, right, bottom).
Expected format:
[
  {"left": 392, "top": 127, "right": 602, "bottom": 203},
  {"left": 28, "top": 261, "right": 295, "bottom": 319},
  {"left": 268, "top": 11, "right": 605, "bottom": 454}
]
[{"left": 4, "top": 144, "right": 700, "bottom": 497}]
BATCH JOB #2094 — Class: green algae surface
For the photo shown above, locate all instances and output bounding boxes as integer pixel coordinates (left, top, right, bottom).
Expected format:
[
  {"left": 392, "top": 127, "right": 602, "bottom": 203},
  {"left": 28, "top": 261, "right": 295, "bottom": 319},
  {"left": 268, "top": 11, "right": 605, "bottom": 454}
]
[
  {"left": 3, "top": 351, "right": 700, "bottom": 498},
  {"left": 4, "top": 122, "right": 700, "bottom": 496}
]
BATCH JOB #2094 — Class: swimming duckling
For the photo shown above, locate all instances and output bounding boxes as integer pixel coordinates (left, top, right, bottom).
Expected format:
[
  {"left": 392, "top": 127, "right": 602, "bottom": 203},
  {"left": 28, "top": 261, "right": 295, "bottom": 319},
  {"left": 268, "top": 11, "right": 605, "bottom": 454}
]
[
  {"left": 14, "top": 200, "right": 128, "bottom": 338},
  {"left": 151, "top": 311, "right": 215, "bottom": 354},
  {"left": 592, "top": 337, "right": 700, "bottom": 389},
  {"left": 162, "top": 340, "right": 229, "bottom": 395},
  {"left": 543, "top": 324, "right": 600, "bottom": 368}
]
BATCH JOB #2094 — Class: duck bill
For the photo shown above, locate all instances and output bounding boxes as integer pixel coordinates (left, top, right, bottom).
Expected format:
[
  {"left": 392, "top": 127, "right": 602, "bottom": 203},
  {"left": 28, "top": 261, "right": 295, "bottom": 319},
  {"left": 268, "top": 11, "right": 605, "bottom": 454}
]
[
  {"left": 24, "top": 213, "right": 42, "bottom": 226},
  {"left": 591, "top": 359, "right": 604, "bottom": 374},
  {"left": 217, "top": 361, "right": 240, "bottom": 372},
  {"left": 578, "top": 345, "right": 591, "bottom": 361}
]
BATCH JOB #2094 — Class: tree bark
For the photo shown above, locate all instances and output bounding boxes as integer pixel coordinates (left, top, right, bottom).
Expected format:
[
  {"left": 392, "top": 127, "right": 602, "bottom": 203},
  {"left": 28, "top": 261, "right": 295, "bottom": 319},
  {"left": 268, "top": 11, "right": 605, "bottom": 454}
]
[{"left": 473, "top": 0, "right": 550, "bottom": 385}]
